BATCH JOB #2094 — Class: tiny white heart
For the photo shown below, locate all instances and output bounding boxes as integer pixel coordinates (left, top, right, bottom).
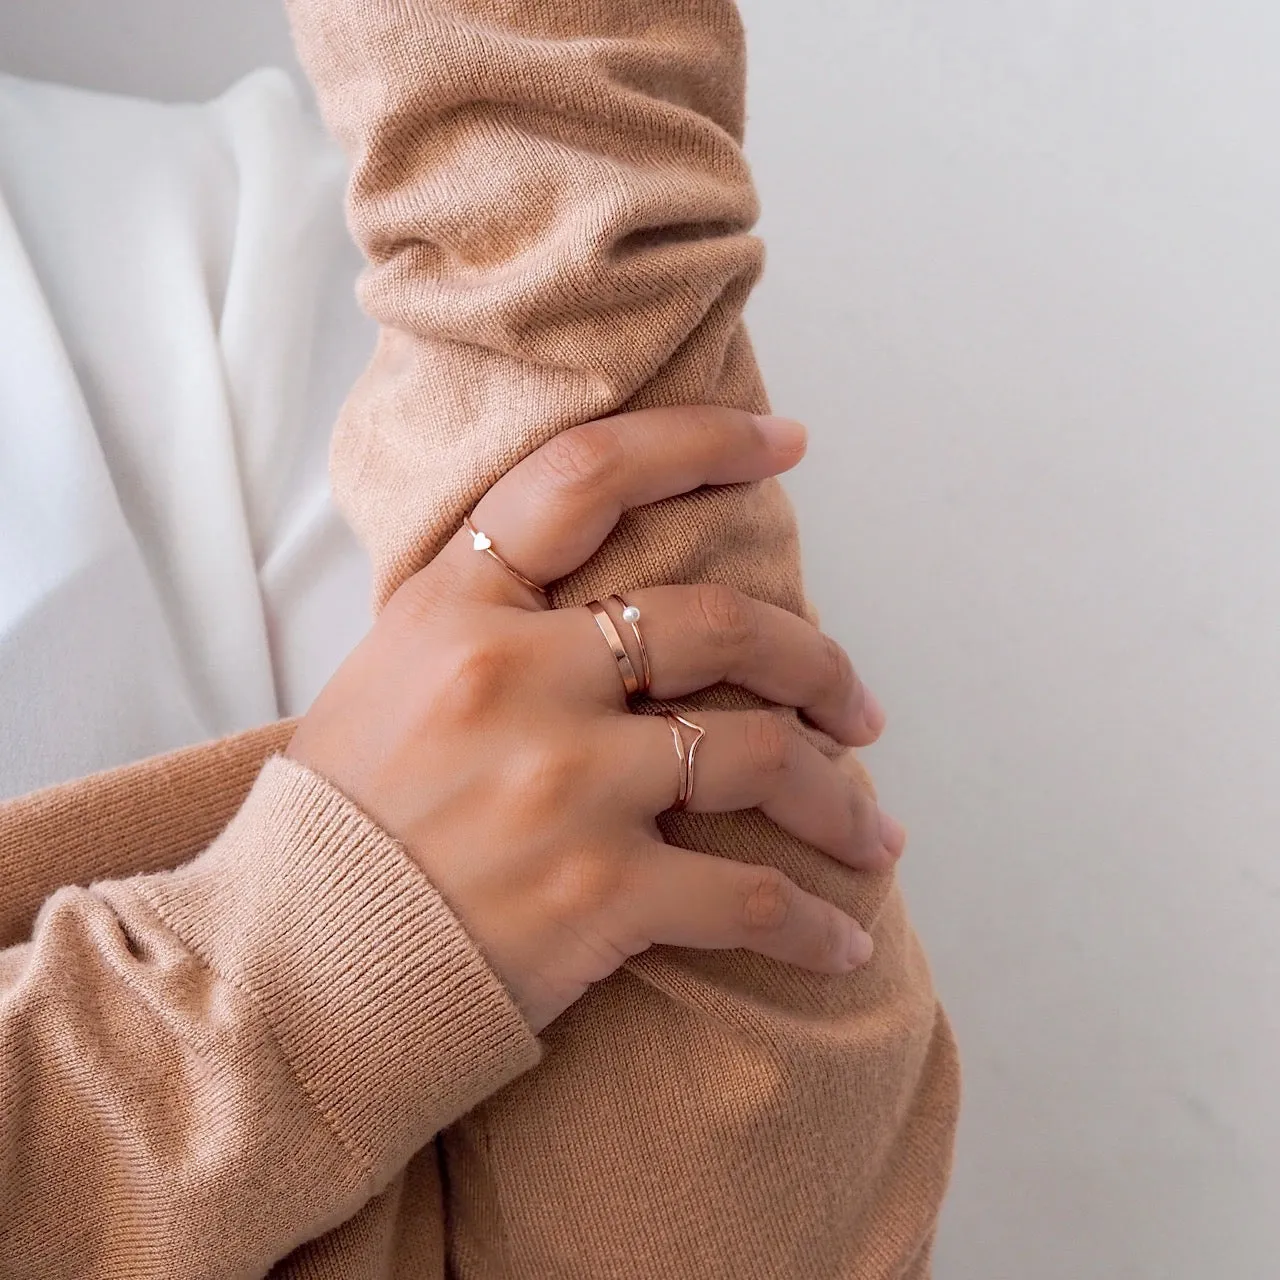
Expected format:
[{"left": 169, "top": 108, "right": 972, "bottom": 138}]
[
  {"left": 621, "top": 605, "right": 641, "bottom": 624},
  {"left": 472, "top": 530, "right": 492, "bottom": 552}
]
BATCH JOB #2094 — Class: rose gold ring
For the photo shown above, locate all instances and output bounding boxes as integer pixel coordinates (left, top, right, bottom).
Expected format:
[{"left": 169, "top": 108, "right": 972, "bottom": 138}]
[
  {"left": 610, "top": 595, "right": 651, "bottom": 694},
  {"left": 665, "top": 712, "right": 706, "bottom": 812},
  {"left": 464, "top": 515, "right": 548, "bottom": 602},
  {"left": 588, "top": 600, "right": 641, "bottom": 697}
]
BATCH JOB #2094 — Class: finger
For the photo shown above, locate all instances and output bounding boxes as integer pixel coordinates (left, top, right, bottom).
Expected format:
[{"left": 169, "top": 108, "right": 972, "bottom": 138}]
[
  {"left": 837, "top": 748, "right": 907, "bottom": 858},
  {"left": 550, "top": 587, "right": 885, "bottom": 746},
  {"left": 626, "top": 842, "right": 873, "bottom": 972},
  {"left": 624, "top": 709, "right": 900, "bottom": 872},
  {"left": 433, "top": 406, "right": 808, "bottom": 606}
]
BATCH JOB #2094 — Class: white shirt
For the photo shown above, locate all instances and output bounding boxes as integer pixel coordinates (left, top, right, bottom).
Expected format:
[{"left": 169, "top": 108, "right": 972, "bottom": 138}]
[{"left": 0, "top": 69, "right": 374, "bottom": 798}]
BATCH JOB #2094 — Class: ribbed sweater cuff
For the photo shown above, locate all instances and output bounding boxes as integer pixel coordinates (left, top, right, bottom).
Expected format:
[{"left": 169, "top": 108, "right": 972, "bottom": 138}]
[{"left": 134, "top": 754, "right": 540, "bottom": 1181}]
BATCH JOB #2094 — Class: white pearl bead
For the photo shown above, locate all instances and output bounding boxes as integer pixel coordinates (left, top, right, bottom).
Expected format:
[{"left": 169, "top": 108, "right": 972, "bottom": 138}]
[{"left": 622, "top": 605, "right": 641, "bottom": 624}]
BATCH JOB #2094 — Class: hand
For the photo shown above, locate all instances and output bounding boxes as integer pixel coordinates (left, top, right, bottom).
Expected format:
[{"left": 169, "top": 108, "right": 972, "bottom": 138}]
[{"left": 287, "top": 405, "right": 903, "bottom": 1032}]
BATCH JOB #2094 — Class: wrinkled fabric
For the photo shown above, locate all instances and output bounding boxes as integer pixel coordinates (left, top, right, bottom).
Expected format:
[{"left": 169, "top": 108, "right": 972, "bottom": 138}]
[{"left": 0, "top": 70, "right": 373, "bottom": 797}]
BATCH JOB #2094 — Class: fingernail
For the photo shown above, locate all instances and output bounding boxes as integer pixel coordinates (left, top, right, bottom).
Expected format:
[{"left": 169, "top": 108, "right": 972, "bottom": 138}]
[
  {"left": 754, "top": 415, "right": 808, "bottom": 455},
  {"left": 848, "top": 927, "right": 874, "bottom": 969},
  {"left": 879, "top": 810, "right": 908, "bottom": 859},
  {"left": 862, "top": 686, "right": 887, "bottom": 736}
]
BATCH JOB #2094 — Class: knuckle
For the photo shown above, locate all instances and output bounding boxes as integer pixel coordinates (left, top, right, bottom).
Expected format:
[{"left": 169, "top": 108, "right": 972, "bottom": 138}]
[
  {"left": 694, "top": 582, "right": 756, "bottom": 651},
  {"left": 679, "top": 403, "right": 756, "bottom": 444},
  {"left": 507, "top": 740, "right": 584, "bottom": 816},
  {"left": 819, "top": 633, "right": 854, "bottom": 695},
  {"left": 743, "top": 710, "right": 797, "bottom": 777},
  {"left": 818, "top": 907, "right": 847, "bottom": 967},
  {"left": 542, "top": 847, "right": 626, "bottom": 922},
  {"left": 739, "top": 866, "right": 794, "bottom": 934},
  {"left": 534, "top": 424, "right": 623, "bottom": 500},
  {"left": 432, "top": 636, "right": 512, "bottom": 720}
]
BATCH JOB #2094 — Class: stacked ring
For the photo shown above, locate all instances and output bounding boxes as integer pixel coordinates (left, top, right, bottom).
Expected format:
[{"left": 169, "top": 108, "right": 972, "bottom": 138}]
[
  {"left": 614, "top": 596, "right": 651, "bottom": 693},
  {"left": 587, "top": 601, "right": 642, "bottom": 696},
  {"left": 587, "top": 596, "right": 651, "bottom": 698},
  {"left": 665, "top": 712, "right": 707, "bottom": 812}
]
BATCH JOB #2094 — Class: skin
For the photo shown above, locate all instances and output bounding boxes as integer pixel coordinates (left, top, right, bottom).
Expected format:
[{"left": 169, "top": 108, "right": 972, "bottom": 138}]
[{"left": 288, "top": 405, "right": 905, "bottom": 1033}]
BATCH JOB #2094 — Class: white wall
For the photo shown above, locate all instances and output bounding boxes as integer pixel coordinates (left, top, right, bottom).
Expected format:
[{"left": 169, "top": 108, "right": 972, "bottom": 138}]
[
  {"left": 738, "top": 3, "right": 1280, "bottom": 1277},
  {"left": 0, "top": 0, "right": 298, "bottom": 101},
  {"left": 4, "top": 4, "right": 1278, "bottom": 1277}
]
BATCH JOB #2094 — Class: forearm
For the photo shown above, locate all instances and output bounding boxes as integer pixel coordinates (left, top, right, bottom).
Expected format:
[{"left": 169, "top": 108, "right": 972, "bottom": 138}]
[
  {"left": 289, "top": 0, "right": 777, "bottom": 608},
  {"left": 287, "top": 1, "right": 957, "bottom": 1273},
  {"left": 0, "top": 758, "right": 536, "bottom": 1279}
]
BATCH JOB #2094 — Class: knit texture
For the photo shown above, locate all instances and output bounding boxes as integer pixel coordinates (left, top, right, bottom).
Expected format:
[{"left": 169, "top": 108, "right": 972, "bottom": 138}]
[
  {"left": 0, "top": 756, "right": 538, "bottom": 1277},
  {"left": 0, "top": 0, "right": 959, "bottom": 1275}
]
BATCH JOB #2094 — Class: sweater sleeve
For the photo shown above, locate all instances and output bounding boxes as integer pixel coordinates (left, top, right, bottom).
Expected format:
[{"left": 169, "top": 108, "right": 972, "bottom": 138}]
[
  {"left": 285, "top": 2, "right": 960, "bottom": 1275},
  {"left": 0, "top": 756, "right": 538, "bottom": 1280}
]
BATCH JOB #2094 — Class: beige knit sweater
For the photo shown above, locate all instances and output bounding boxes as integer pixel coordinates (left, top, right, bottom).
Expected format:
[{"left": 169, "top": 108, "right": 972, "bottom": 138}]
[{"left": 0, "top": 2, "right": 959, "bottom": 1277}]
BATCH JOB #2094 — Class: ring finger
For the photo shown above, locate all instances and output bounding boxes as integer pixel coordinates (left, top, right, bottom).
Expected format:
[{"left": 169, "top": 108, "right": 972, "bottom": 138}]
[{"left": 621, "top": 709, "right": 901, "bottom": 871}]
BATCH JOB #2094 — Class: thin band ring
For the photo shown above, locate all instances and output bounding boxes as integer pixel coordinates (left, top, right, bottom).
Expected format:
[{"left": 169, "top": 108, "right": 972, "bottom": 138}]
[
  {"left": 665, "top": 712, "right": 707, "bottom": 812},
  {"left": 463, "top": 515, "right": 549, "bottom": 602},
  {"left": 611, "top": 595, "right": 651, "bottom": 694},
  {"left": 665, "top": 714, "right": 688, "bottom": 808},
  {"left": 588, "top": 601, "right": 641, "bottom": 696}
]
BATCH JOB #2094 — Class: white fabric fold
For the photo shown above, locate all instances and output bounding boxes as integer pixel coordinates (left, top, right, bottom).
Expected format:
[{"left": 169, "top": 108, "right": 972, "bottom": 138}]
[{"left": 0, "top": 69, "right": 374, "bottom": 797}]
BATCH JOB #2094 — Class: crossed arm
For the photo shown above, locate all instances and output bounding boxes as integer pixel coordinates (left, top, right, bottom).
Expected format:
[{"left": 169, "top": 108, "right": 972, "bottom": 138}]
[
  {"left": 287, "top": 0, "right": 958, "bottom": 1274},
  {"left": 0, "top": 3, "right": 956, "bottom": 1276}
]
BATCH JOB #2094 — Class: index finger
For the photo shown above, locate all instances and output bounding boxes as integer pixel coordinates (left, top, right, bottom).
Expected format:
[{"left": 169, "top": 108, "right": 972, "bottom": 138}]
[{"left": 434, "top": 406, "right": 808, "bottom": 607}]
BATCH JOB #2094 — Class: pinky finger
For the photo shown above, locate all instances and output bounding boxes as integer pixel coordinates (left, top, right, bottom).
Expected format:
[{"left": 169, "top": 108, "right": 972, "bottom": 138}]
[{"left": 631, "top": 844, "right": 873, "bottom": 973}]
